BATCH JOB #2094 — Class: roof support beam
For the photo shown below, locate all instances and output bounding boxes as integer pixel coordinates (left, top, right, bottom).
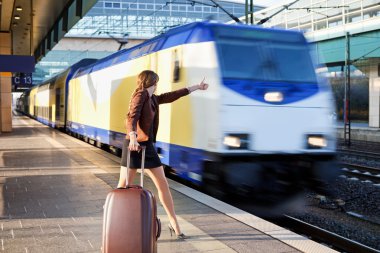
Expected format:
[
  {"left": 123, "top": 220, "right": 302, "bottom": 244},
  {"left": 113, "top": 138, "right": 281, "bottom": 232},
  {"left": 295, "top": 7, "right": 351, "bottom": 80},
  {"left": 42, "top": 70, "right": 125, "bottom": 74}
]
[
  {"left": 33, "top": 0, "right": 97, "bottom": 61},
  {"left": 62, "top": 9, "right": 68, "bottom": 33},
  {"left": 53, "top": 23, "right": 59, "bottom": 43},
  {"left": 76, "top": 0, "right": 83, "bottom": 18},
  {"left": 47, "top": 32, "right": 52, "bottom": 50}
]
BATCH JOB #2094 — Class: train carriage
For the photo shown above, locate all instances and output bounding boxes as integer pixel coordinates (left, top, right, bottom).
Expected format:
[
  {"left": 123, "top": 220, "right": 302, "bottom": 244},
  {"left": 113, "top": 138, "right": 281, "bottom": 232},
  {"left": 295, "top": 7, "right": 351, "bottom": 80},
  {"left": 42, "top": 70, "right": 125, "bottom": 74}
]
[{"left": 20, "top": 59, "right": 97, "bottom": 129}]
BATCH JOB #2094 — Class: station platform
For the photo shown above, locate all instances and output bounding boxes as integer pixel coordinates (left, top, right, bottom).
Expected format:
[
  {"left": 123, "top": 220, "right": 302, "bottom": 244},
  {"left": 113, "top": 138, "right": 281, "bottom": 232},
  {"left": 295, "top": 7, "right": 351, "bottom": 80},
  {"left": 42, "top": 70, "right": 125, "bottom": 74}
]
[
  {"left": 0, "top": 115, "right": 337, "bottom": 253},
  {"left": 336, "top": 122, "right": 380, "bottom": 142}
]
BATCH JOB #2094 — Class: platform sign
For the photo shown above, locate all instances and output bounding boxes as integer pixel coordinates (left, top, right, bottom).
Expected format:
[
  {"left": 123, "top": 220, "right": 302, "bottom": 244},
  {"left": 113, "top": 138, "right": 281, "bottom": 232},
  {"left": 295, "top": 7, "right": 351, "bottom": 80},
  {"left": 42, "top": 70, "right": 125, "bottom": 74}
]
[
  {"left": 12, "top": 73, "right": 33, "bottom": 91},
  {"left": 0, "top": 55, "right": 35, "bottom": 73}
]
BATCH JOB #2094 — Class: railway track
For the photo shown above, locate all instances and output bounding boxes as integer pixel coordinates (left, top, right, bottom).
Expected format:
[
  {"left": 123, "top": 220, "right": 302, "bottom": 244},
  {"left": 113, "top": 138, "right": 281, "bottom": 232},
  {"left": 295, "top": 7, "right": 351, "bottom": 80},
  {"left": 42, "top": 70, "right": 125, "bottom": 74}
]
[
  {"left": 340, "top": 162, "right": 380, "bottom": 184},
  {"left": 338, "top": 139, "right": 380, "bottom": 153},
  {"left": 337, "top": 144, "right": 380, "bottom": 184},
  {"left": 276, "top": 215, "right": 380, "bottom": 253},
  {"left": 337, "top": 140, "right": 380, "bottom": 184},
  {"left": 338, "top": 148, "right": 380, "bottom": 161}
]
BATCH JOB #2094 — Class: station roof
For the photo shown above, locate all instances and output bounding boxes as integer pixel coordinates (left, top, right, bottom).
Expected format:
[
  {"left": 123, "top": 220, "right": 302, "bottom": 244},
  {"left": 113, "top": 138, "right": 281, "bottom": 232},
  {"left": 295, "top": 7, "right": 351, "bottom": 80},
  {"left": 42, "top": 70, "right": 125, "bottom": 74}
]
[{"left": 0, "top": 0, "right": 97, "bottom": 62}]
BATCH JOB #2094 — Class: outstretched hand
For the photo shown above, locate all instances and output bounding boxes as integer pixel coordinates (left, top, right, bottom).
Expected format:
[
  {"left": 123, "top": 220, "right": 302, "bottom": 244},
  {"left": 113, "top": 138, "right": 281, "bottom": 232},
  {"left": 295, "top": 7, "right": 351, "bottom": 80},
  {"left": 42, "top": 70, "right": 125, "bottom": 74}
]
[
  {"left": 188, "top": 78, "right": 209, "bottom": 93},
  {"left": 198, "top": 77, "right": 209, "bottom": 90}
]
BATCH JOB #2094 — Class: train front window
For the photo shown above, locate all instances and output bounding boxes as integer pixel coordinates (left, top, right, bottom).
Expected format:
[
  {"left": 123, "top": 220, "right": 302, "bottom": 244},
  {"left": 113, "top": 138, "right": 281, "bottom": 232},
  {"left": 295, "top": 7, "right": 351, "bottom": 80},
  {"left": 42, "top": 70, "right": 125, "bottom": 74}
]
[{"left": 216, "top": 31, "right": 317, "bottom": 83}]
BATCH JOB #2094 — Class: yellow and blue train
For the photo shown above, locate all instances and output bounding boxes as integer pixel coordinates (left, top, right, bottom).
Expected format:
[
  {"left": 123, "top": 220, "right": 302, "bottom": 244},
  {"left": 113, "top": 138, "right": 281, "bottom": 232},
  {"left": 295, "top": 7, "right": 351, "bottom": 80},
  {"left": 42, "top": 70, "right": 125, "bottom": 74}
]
[{"left": 18, "top": 21, "right": 337, "bottom": 201}]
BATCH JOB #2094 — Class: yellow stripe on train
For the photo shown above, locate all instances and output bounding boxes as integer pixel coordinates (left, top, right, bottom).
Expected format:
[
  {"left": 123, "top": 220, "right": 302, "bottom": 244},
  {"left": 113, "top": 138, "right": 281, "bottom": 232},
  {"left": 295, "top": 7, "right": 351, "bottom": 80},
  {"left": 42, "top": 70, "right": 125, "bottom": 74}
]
[{"left": 69, "top": 45, "right": 194, "bottom": 147}]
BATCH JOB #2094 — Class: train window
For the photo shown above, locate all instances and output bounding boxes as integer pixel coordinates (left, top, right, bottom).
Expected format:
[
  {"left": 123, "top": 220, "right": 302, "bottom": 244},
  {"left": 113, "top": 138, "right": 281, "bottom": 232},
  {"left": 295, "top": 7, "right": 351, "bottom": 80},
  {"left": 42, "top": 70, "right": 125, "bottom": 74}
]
[
  {"left": 148, "top": 41, "right": 159, "bottom": 52},
  {"left": 129, "top": 44, "right": 152, "bottom": 59},
  {"left": 172, "top": 49, "right": 181, "bottom": 83},
  {"left": 217, "top": 38, "right": 317, "bottom": 83},
  {"left": 275, "top": 44, "right": 317, "bottom": 82},
  {"left": 215, "top": 26, "right": 304, "bottom": 43}
]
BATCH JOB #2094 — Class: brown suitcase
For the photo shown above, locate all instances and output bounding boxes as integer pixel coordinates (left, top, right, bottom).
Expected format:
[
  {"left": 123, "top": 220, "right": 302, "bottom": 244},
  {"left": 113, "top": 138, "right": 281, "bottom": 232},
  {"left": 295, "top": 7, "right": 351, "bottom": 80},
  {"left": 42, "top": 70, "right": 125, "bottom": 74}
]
[{"left": 102, "top": 147, "right": 161, "bottom": 253}]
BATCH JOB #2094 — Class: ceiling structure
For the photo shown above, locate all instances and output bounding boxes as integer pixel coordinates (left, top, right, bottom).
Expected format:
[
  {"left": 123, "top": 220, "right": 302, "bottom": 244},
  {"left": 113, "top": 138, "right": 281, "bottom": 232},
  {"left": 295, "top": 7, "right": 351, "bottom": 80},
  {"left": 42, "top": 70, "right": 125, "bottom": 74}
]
[{"left": 0, "top": 0, "right": 97, "bottom": 61}]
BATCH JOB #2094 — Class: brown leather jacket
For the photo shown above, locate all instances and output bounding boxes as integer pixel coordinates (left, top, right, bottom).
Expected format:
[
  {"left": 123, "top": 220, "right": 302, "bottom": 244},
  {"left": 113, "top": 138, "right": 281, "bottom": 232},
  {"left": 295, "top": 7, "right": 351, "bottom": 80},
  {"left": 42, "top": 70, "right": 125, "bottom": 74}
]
[{"left": 126, "top": 88, "right": 190, "bottom": 142}]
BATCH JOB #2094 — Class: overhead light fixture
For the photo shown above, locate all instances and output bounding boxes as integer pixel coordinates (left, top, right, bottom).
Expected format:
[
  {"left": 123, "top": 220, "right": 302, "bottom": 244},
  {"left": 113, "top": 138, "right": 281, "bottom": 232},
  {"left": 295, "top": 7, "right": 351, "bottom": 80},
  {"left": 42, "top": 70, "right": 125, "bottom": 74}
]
[
  {"left": 16, "top": 6, "right": 23, "bottom": 11},
  {"left": 14, "top": 15, "right": 21, "bottom": 20}
]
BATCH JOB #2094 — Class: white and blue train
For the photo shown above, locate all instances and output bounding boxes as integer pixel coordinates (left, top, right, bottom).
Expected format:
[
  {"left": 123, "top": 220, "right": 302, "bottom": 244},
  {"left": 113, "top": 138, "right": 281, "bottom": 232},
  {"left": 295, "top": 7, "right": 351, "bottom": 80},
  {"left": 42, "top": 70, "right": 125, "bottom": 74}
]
[{"left": 18, "top": 21, "right": 337, "bottom": 202}]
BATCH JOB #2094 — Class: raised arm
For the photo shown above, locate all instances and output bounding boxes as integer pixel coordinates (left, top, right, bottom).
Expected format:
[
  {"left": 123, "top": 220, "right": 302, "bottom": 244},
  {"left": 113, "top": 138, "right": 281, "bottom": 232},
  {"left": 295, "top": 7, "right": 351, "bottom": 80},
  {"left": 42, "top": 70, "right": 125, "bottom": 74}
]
[
  {"left": 156, "top": 78, "right": 209, "bottom": 104},
  {"left": 156, "top": 88, "right": 189, "bottom": 104}
]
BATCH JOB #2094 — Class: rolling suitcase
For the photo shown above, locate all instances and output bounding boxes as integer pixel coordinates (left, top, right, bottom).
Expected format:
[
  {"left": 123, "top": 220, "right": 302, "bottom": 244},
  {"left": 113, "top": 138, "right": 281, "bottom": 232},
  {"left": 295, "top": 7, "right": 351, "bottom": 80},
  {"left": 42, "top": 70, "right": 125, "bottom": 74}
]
[{"left": 102, "top": 147, "right": 161, "bottom": 253}]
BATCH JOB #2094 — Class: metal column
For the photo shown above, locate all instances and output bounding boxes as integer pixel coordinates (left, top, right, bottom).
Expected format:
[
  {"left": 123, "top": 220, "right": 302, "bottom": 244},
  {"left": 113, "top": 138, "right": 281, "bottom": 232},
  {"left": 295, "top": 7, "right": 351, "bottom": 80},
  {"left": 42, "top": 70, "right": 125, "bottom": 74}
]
[{"left": 344, "top": 32, "right": 351, "bottom": 146}]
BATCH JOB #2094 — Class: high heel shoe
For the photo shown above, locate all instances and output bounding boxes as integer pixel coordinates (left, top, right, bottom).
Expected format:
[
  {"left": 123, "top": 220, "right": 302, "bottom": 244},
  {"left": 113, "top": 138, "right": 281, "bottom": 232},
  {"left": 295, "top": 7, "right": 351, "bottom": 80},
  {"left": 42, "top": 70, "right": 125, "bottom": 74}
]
[{"left": 168, "top": 224, "right": 187, "bottom": 240}]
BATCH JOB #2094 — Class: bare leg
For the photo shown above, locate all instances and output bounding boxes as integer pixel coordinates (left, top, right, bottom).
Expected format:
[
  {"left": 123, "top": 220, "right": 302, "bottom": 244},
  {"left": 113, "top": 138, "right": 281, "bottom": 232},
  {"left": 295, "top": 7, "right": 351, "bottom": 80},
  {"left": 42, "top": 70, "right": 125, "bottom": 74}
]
[
  {"left": 117, "top": 166, "right": 138, "bottom": 188},
  {"left": 145, "top": 166, "right": 182, "bottom": 235}
]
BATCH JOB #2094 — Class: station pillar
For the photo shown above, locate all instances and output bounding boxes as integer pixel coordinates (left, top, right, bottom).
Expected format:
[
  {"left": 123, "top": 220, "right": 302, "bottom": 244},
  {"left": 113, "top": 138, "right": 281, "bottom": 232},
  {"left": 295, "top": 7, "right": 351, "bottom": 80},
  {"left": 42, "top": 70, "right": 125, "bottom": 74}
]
[
  {"left": 368, "top": 61, "right": 380, "bottom": 128},
  {"left": 0, "top": 32, "right": 12, "bottom": 133}
]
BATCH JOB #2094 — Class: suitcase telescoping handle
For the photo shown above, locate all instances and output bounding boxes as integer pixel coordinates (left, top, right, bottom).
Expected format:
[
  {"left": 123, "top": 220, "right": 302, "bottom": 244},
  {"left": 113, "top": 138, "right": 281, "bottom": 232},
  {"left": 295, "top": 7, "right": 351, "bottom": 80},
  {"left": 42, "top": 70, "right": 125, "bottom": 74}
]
[{"left": 126, "top": 146, "right": 146, "bottom": 188}]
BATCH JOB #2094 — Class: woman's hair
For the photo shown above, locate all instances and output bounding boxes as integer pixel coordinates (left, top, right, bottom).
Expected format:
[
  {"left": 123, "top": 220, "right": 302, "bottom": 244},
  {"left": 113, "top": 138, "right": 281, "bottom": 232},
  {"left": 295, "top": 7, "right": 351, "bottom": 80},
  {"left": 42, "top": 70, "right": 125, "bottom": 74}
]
[{"left": 136, "top": 70, "right": 159, "bottom": 90}]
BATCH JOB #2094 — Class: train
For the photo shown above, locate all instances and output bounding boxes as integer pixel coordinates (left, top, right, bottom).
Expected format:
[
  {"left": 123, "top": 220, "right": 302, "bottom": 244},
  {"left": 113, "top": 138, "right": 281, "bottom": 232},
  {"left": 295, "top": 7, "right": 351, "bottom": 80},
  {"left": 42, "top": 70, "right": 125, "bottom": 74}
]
[{"left": 17, "top": 21, "right": 338, "bottom": 204}]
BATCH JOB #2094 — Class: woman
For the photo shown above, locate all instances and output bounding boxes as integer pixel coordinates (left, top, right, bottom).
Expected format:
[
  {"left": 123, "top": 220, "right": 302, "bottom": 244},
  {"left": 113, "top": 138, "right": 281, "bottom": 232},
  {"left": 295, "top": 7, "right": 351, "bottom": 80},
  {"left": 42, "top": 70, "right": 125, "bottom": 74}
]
[{"left": 117, "top": 70, "right": 208, "bottom": 239}]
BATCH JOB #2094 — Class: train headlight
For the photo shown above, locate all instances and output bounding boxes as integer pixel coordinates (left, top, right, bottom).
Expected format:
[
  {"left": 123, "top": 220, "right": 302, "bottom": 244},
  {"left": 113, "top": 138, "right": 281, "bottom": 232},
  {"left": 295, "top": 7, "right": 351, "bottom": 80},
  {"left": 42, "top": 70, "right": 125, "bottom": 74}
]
[
  {"left": 307, "top": 135, "right": 327, "bottom": 149},
  {"left": 223, "top": 134, "right": 249, "bottom": 149},
  {"left": 264, "top": 92, "right": 283, "bottom": 103}
]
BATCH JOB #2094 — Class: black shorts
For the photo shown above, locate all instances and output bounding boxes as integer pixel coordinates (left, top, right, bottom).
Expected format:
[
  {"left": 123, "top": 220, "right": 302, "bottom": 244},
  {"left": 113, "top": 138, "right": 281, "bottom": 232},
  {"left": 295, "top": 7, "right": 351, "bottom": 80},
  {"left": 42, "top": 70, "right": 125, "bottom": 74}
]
[{"left": 120, "top": 139, "right": 162, "bottom": 169}]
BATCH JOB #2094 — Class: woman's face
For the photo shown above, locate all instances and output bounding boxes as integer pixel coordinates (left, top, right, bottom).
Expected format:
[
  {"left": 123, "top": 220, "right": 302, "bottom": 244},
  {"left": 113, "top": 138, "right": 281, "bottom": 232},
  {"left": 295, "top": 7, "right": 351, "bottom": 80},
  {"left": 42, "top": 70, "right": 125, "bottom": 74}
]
[
  {"left": 153, "top": 80, "right": 158, "bottom": 93},
  {"left": 147, "top": 81, "right": 157, "bottom": 95}
]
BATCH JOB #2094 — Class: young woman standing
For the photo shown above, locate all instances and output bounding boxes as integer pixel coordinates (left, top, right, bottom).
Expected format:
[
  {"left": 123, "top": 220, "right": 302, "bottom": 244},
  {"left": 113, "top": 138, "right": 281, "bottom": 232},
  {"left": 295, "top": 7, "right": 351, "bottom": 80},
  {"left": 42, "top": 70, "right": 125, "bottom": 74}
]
[{"left": 117, "top": 70, "right": 208, "bottom": 239}]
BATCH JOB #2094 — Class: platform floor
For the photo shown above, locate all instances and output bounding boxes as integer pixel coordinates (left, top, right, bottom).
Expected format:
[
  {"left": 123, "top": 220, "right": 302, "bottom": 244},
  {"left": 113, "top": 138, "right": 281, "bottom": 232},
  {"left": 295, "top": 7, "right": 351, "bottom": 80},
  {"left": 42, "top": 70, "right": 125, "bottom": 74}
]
[{"left": 0, "top": 115, "right": 337, "bottom": 253}]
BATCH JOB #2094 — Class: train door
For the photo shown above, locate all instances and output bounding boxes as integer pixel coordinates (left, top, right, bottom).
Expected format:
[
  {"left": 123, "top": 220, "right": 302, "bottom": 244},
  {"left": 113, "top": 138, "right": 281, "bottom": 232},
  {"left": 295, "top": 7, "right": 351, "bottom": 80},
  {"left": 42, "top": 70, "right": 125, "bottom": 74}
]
[
  {"left": 49, "top": 84, "right": 53, "bottom": 124},
  {"left": 33, "top": 94, "right": 37, "bottom": 117},
  {"left": 26, "top": 95, "right": 29, "bottom": 114},
  {"left": 55, "top": 88, "right": 61, "bottom": 122}
]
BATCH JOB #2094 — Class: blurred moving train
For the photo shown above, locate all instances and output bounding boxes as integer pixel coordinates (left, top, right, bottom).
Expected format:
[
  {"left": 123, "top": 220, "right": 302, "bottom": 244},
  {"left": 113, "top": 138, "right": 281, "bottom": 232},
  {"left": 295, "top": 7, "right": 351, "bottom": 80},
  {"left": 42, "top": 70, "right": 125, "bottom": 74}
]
[{"left": 17, "top": 21, "right": 338, "bottom": 203}]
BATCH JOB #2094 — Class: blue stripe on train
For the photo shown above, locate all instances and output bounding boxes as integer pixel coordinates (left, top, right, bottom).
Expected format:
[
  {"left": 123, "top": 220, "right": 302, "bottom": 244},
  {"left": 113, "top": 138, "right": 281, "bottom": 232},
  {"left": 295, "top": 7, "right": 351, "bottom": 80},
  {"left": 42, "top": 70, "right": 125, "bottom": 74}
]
[
  {"left": 36, "top": 116, "right": 56, "bottom": 128},
  {"left": 66, "top": 121, "right": 125, "bottom": 148},
  {"left": 67, "top": 121, "right": 205, "bottom": 184},
  {"left": 155, "top": 141, "right": 204, "bottom": 184},
  {"left": 223, "top": 78, "right": 319, "bottom": 105}
]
